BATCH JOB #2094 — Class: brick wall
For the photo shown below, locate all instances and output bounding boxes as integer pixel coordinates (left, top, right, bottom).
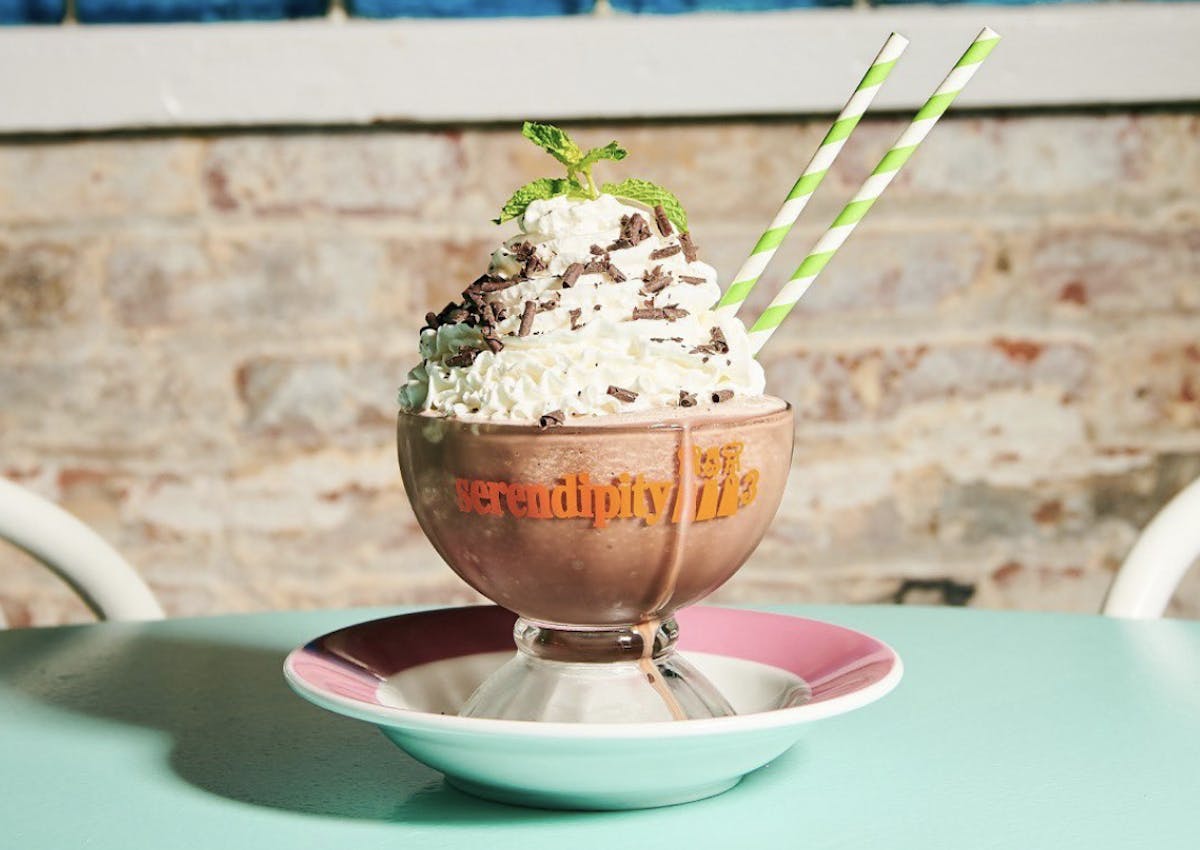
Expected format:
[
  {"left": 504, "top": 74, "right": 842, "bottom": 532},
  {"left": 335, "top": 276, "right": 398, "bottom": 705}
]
[{"left": 2, "top": 111, "right": 1198, "bottom": 626}]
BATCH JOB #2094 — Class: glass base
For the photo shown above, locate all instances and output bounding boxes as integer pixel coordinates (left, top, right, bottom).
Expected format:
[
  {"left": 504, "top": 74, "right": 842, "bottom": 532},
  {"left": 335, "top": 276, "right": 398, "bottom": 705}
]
[{"left": 459, "top": 618, "right": 736, "bottom": 723}]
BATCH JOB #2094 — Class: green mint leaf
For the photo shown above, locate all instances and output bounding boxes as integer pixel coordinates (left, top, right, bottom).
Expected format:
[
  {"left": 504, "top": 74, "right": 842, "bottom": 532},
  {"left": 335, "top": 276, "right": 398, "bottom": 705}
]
[
  {"left": 600, "top": 178, "right": 689, "bottom": 231},
  {"left": 493, "top": 177, "right": 582, "bottom": 224},
  {"left": 522, "top": 121, "right": 583, "bottom": 168},
  {"left": 576, "top": 141, "right": 628, "bottom": 171}
]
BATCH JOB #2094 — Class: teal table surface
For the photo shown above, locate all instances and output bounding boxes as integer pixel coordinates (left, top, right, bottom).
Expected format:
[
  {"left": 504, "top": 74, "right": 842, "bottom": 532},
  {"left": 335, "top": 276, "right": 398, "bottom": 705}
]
[{"left": 2, "top": 604, "right": 1198, "bottom": 849}]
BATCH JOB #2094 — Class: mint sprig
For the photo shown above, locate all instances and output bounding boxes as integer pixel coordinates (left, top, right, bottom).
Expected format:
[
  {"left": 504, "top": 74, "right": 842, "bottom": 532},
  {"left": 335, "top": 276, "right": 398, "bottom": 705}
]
[
  {"left": 495, "top": 121, "right": 688, "bottom": 228},
  {"left": 600, "top": 178, "right": 688, "bottom": 231},
  {"left": 494, "top": 177, "right": 585, "bottom": 225}
]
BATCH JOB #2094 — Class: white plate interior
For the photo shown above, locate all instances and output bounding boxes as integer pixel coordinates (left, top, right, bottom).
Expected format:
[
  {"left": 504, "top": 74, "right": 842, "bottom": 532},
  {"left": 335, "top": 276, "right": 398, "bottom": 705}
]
[{"left": 376, "top": 650, "right": 812, "bottom": 717}]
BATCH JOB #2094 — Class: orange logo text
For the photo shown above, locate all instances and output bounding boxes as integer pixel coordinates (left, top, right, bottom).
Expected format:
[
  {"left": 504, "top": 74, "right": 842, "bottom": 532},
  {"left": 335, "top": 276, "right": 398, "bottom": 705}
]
[{"left": 454, "top": 441, "right": 759, "bottom": 529}]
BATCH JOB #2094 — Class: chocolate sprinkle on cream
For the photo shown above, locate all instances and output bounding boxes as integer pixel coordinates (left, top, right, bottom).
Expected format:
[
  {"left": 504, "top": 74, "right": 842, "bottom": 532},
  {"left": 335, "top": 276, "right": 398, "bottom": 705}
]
[
  {"left": 480, "top": 302, "right": 498, "bottom": 327},
  {"left": 641, "top": 265, "right": 672, "bottom": 295},
  {"left": 608, "top": 264, "right": 628, "bottom": 283},
  {"left": 711, "top": 389, "right": 734, "bottom": 403},
  {"left": 590, "top": 244, "right": 606, "bottom": 255},
  {"left": 478, "top": 278, "right": 521, "bottom": 294},
  {"left": 582, "top": 258, "right": 608, "bottom": 275},
  {"left": 569, "top": 308, "right": 583, "bottom": 330},
  {"left": 445, "top": 348, "right": 478, "bottom": 368},
  {"left": 691, "top": 326, "right": 730, "bottom": 356},
  {"left": 539, "top": 410, "right": 565, "bottom": 429},
  {"left": 561, "top": 263, "right": 583, "bottom": 288},
  {"left": 607, "top": 385, "right": 638, "bottom": 403},
  {"left": 679, "top": 275, "right": 706, "bottom": 285},
  {"left": 679, "top": 390, "right": 697, "bottom": 407},
  {"left": 653, "top": 205, "right": 674, "bottom": 237},
  {"left": 608, "top": 213, "right": 652, "bottom": 251},
  {"left": 632, "top": 306, "right": 690, "bottom": 322},
  {"left": 518, "top": 300, "right": 536, "bottom": 337},
  {"left": 679, "top": 232, "right": 698, "bottom": 263},
  {"left": 481, "top": 327, "right": 503, "bottom": 353},
  {"left": 649, "top": 244, "right": 682, "bottom": 260},
  {"left": 424, "top": 311, "right": 439, "bottom": 329},
  {"left": 538, "top": 293, "right": 560, "bottom": 312}
]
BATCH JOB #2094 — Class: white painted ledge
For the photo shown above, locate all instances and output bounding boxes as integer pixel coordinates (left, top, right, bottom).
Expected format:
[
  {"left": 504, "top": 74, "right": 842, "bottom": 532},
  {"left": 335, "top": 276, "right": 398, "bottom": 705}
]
[{"left": 1, "top": 5, "right": 1198, "bottom": 133}]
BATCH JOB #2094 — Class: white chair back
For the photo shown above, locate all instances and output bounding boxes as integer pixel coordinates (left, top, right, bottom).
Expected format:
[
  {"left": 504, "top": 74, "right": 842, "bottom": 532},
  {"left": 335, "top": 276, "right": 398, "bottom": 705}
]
[
  {"left": 0, "top": 477, "right": 163, "bottom": 623},
  {"left": 1104, "top": 477, "right": 1200, "bottom": 619}
]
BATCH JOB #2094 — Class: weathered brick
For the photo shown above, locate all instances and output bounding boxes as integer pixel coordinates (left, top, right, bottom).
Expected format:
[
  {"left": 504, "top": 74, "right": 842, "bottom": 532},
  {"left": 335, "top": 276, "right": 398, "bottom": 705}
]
[
  {"left": 0, "top": 346, "right": 237, "bottom": 465},
  {"left": 744, "top": 228, "right": 988, "bottom": 319},
  {"left": 763, "top": 338, "right": 1092, "bottom": 424},
  {"left": 0, "top": 138, "right": 203, "bottom": 225},
  {"left": 0, "top": 238, "right": 80, "bottom": 330},
  {"left": 1026, "top": 227, "right": 1198, "bottom": 315},
  {"left": 384, "top": 233, "right": 497, "bottom": 321},
  {"left": 104, "top": 229, "right": 388, "bottom": 329},
  {"left": 202, "top": 133, "right": 465, "bottom": 219},
  {"left": 1092, "top": 336, "right": 1200, "bottom": 439},
  {"left": 828, "top": 114, "right": 1150, "bottom": 210},
  {"left": 236, "top": 355, "right": 405, "bottom": 448}
]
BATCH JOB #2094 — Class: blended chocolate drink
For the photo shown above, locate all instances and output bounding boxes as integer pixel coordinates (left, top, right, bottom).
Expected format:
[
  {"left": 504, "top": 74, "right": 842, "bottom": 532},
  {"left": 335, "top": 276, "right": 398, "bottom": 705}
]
[{"left": 397, "top": 124, "right": 794, "bottom": 722}]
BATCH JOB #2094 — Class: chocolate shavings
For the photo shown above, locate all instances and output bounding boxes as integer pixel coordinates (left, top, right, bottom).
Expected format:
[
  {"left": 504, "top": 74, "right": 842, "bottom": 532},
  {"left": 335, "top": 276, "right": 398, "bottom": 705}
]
[
  {"left": 561, "top": 263, "right": 583, "bottom": 288},
  {"left": 641, "top": 265, "right": 673, "bottom": 295},
  {"left": 679, "top": 390, "right": 697, "bottom": 407},
  {"left": 537, "top": 293, "right": 560, "bottom": 312},
  {"left": 711, "top": 389, "right": 734, "bottom": 403},
  {"left": 607, "top": 213, "right": 652, "bottom": 251},
  {"left": 690, "top": 327, "right": 730, "bottom": 356},
  {"left": 481, "top": 327, "right": 503, "bottom": 353},
  {"left": 649, "top": 244, "right": 682, "bottom": 260},
  {"left": 607, "top": 385, "right": 638, "bottom": 403},
  {"left": 653, "top": 204, "right": 674, "bottom": 237},
  {"left": 511, "top": 241, "right": 546, "bottom": 276},
  {"left": 476, "top": 278, "right": 521, "bottom": 294},
  {"left": 480, "top": 301, "right": 498, "bottom": 327},
  {"left": 539, "top": 410, "right": 566, "bottom": 429},
  {"left": 679, "top": 275, "right": 706, "bottom": 285},
  {"left": 679, "top": 232, "right": 698, "bottom": 263},
  {"left": 444, "top": 348, "right": 478, "bottom": 368},
  {"left": 518, "top": 300, "right": 536, "bottom": 337},
  {"left": 632, "top": 306, "right": 689, "bottom": 322},
  {"left": 569, "top": 308, "right": 583, "bottom": 330}
]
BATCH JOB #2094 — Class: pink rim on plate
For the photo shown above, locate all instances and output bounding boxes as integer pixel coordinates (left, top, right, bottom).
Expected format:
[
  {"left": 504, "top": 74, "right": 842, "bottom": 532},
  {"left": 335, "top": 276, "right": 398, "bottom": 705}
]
[{"left": 285, "top": 606, "right": 903, "bottom": 737}]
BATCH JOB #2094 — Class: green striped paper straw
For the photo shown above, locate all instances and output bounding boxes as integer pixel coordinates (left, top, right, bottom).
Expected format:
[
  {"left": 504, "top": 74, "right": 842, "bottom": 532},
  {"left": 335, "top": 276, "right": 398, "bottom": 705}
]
[
  {"left": 746, "top": 26, "right": 1001, "bottom": 355},
  {"left": 716, "top": 32, "right": 909, "bottom": 316}
]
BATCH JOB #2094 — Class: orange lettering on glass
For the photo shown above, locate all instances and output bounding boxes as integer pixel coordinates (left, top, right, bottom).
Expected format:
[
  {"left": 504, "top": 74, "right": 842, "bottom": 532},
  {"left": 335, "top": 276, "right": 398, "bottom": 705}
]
[{"left": 453, "top": 441, "right": 759, "bottom": 529}]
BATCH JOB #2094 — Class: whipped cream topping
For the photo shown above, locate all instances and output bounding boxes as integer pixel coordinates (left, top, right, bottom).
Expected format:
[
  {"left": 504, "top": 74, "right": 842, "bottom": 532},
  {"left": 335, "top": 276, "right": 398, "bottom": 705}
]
[{"left": 399, "top": 194, "right": 766, "bottom": 422}]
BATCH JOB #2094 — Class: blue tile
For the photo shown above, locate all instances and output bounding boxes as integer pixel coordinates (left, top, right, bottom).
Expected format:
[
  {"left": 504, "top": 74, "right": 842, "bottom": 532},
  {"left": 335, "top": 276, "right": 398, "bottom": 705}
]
[
  {"left": 0, "top": 0, "right": 64, "bottom": 23},
  {"left": 348, "top": 0, "right": 592, "bottom": 17},
  {"left": 611, "top": 0, "right": 848, "bottom": 10},
  {"left": 76, "top": 0, "right": 326, "bottom": 22}
]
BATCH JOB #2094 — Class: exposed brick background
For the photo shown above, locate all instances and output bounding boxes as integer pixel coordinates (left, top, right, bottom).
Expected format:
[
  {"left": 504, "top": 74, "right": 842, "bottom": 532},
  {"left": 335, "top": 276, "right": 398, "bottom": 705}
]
[{"left": 2, "top": 112, "right": 1199, "bottom": 627}]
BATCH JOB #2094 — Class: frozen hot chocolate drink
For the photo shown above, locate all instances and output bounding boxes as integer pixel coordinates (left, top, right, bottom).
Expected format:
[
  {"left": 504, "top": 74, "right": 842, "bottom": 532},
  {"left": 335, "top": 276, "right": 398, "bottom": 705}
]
[{"left": 398, "top": 123, "right": 793, "bottom": 722}]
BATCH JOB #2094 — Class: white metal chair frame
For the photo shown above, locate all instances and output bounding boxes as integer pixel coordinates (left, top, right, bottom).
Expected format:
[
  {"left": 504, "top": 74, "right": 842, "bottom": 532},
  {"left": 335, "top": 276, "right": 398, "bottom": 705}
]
[
  {"left": 1103, "top": 477, "right": 1200, "bottom": 619},
  {"left": 0, "top": 477, "right": 163, "bottom": 622}
]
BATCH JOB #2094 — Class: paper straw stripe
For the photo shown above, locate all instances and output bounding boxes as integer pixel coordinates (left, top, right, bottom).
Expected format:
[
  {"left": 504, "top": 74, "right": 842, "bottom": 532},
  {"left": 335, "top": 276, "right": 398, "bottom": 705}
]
[
  {"left": 822, "top": 115, "right": 862, "bottom": 146},
  {"left": 747, "top": 27, "right": 1001, "bottom": 352},
  {"left": 860, "top": 59, "right": 899, "bottom": 89},
  {"left": 715, "top": 32, "right": 909, "bottom": 313},
  {"left": 873, "top": 145, "right": 917, "bottom": 175},
  {"left": 957, "top": 35, "right": 1000, "bottom": 67}
]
